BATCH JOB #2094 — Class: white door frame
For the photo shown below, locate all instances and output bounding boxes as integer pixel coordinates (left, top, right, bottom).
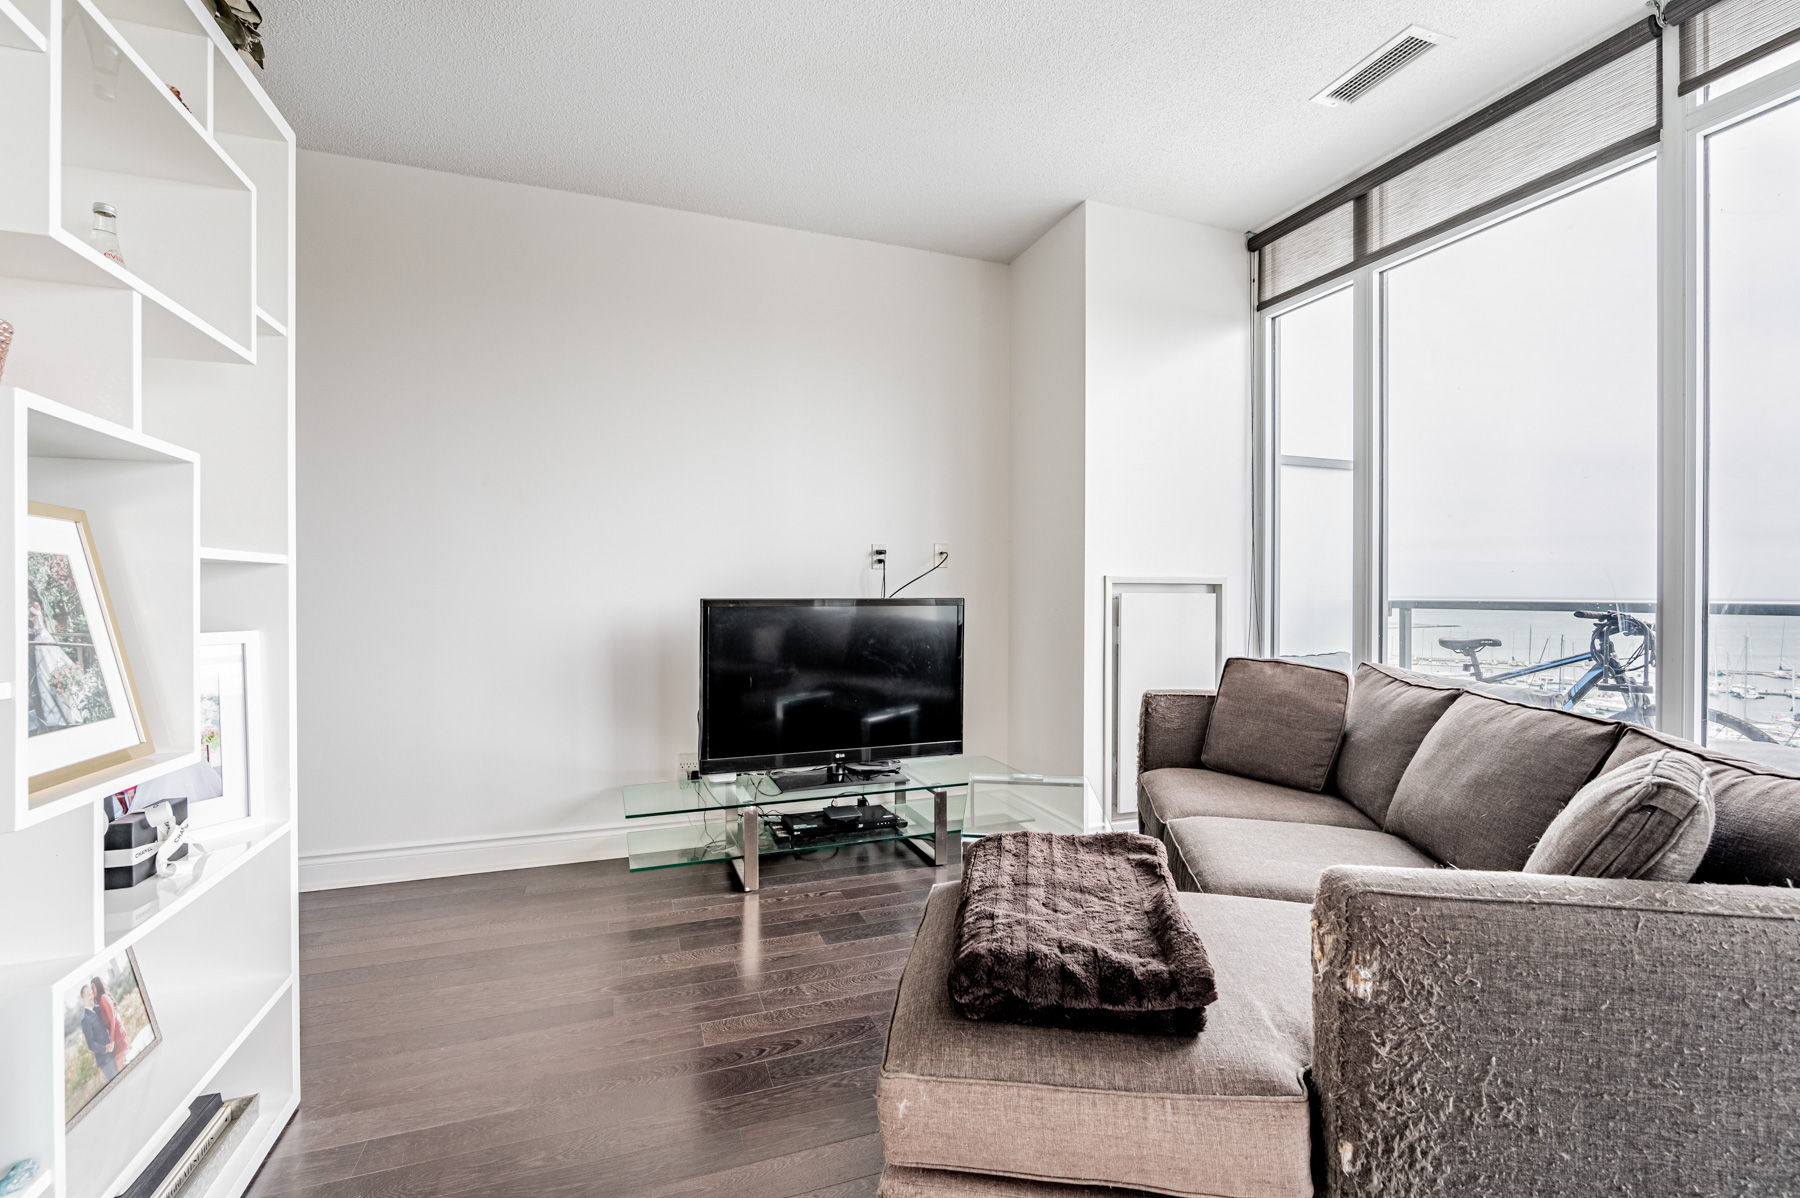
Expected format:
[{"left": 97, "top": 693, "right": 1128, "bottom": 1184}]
[{"left": 1102, "top": 576, "right": 1226, "bottom": 822}]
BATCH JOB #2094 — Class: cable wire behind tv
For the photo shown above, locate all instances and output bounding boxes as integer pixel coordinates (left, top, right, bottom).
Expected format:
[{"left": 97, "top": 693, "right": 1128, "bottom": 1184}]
[{"left": 889, "top": 550, "right": 948, "bottom": 597}]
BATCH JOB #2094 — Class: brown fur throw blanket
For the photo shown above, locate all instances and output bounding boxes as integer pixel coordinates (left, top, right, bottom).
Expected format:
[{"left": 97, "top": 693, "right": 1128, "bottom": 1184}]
[{"left": 947, "top": 831, "right": 1217, "bottom": 1034}]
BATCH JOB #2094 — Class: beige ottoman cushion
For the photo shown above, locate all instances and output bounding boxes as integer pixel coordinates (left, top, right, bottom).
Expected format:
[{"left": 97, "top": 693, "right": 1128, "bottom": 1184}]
[
  {"left": 880, "top": 1165, "right": 1160, "bottom": 1197},
  {"left": 879, "top": 882, "right": 1314, "bottom": 1198}
]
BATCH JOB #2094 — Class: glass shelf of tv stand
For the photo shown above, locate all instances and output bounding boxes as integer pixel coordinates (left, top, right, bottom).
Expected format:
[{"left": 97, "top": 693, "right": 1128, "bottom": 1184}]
[
  {"left": 620, "top": 754, "right": 1016, "bottom": 818},
  {"left": 622, "top": 755, "right": 1025, "bottom": 888},
  {"left": 625, "top": 792, "right": 954, "bottom": 872}
]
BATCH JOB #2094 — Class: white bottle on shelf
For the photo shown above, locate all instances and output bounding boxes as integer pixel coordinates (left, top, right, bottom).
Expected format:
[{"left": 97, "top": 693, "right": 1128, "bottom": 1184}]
[{"left": 89, "top": 203, "right": 125, "bottom": 267}]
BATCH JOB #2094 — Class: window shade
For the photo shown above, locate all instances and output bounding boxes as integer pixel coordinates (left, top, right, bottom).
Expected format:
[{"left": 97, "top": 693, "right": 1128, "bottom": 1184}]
[
  {"left": 1249, "top": 19, "right": 1661, "bottom": 310},
  {"left": 1671, "top": 0, "right": 1800, "bottom": 94}
]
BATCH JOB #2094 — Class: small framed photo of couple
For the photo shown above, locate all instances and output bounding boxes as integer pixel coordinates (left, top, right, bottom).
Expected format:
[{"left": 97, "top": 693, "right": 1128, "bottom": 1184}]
[
  {"left": 62, "top": 947, "right": 161, "bottom": 1127},
  {"left": 27, "top": 503, "right": 153, "bottom": 793}
]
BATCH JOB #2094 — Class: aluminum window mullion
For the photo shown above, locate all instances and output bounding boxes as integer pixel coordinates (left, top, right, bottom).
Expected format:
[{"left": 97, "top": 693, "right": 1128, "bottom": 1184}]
[
  {"left": 1254, "top": 310, "right": 1275, "bottom": 656},
  {"left": 1660, "top": 27, "right": 1708, "bottom": 740},
  {"left": 1352, "top": 266, "right": 1380, "bottom": 667}
]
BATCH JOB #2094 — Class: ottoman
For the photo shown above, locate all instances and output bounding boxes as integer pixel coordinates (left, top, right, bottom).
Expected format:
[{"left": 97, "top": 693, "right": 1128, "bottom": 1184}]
[{"left": 877, "top": 882, "right": 1317, "bottom": 1197}]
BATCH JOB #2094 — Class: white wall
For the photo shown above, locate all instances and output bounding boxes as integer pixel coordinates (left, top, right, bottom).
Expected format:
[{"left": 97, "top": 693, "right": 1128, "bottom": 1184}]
[
  {"left": 296, "top": 152, "right": 1011, "bottom": 887},
  {"left": 1005, "top": 202, "right": 1252, "bottom": 802},
  {"left": 1007, "top": 207, "right": 1087, "bottom": 777},
  {"left": 1083, "top": 203, "right": 1252, "bottom": 788}
]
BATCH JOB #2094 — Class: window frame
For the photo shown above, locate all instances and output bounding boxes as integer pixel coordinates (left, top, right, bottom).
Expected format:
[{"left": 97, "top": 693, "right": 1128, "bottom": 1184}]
[
  {"left": 1252, "top": 35, "right": 1800, "bottom": 740},
  {"left": 1258, "top": 279, "right": 1356, "bottom": 658}
]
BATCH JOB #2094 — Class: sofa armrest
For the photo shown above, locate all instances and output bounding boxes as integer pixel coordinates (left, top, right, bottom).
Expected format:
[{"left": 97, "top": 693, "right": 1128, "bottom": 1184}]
[
  {"left": 1311, "top": 866, "right": 1800, "bottom": 1196},
  {"left": 1137, "top": 690, "right": 1216, "bottom": 774}
]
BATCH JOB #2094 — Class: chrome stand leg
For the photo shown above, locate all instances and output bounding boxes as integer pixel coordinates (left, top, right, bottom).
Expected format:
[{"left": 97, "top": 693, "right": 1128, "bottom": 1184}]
[
  {"left": 934, "top": 786, "right": 961, "bottom": 866},
  {"left": 729, "top": 808, "right": 760, "bottom": 892}
]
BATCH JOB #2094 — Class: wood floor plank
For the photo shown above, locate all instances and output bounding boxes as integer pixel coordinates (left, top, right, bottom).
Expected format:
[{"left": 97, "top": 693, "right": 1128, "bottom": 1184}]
[{"left": 249, "top": 843, "right": 948, "bottom": 1197}]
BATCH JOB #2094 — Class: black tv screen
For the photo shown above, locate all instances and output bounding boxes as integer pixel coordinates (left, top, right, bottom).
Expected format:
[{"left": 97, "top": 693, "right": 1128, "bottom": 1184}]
[{"left": 700, "top": 598, "right": 964, "bottom": 774}]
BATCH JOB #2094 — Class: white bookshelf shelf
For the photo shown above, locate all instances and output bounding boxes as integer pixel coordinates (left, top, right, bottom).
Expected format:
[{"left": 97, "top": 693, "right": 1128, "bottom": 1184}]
[
  {"left": 0, "top": 0, "right": 46, "bottom": 51},
  {"left": 0, "top": 2, "right": 296, "bottom": 1193},
  {"left": 103, "top": 820, "right": 291, "bottom": 950},
  {"left": 199, "top": 546, "right": 286, "bottom": 566}
]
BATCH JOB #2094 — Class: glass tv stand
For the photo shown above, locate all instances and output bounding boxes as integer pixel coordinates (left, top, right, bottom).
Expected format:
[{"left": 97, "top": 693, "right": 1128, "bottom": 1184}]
[{"left": 622, "top": 755, "right": 1078, "bottom": 891}]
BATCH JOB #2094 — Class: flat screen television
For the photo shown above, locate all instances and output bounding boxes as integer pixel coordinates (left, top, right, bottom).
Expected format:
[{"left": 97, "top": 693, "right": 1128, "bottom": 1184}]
[{"left": 699, "top": 598, "right": 964, "bottom": 775}]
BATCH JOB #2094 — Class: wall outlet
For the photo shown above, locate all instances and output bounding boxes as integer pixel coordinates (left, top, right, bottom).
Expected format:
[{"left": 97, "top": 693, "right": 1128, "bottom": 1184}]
[
  {"left": 933, "top": 543, "right": 949, "bottom": 563},
  {"left": 871, "top": 544, "right": 888, "bottom": 569},
  {"left": 678, "top": 752, "right": 698, "bottom": 781}
]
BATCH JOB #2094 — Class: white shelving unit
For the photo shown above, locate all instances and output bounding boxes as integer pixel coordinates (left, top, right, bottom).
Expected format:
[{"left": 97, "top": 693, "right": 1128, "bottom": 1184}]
[{"left": 0, "top": 2, "right": 296, "bottom": 1195}]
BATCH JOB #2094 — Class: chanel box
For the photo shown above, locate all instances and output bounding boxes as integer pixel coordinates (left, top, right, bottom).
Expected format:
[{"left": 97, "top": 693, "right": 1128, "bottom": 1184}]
[{"left": 103, "top": 798, "right": 190, "bottom": 890}]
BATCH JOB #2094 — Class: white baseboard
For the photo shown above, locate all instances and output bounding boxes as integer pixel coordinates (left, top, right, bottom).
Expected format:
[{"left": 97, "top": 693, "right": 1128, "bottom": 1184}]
[{"left": 298, "top": 820, "right": 675, "bottom": 891}]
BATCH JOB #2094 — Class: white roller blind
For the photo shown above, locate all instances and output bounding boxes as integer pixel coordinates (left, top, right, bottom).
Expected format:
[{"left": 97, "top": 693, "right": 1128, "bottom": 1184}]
[
  {"left": 1250, "top": 19, "right": 1662, "bottom": 309},
  {"left": 1673, "top": 0, "right": 1800, "bottom": 94}
]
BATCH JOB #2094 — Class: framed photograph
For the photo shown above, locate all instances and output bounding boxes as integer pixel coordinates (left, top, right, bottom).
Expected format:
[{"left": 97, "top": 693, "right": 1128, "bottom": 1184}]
[
  {"left": 27, "top": 502, "right": 153, "bottom": 792},
  {"left": 195, "top": 631, "right": 259, "bottom": 827},
  {"left": 62, "top": 947, "right": 161, "bottom": 1128}
]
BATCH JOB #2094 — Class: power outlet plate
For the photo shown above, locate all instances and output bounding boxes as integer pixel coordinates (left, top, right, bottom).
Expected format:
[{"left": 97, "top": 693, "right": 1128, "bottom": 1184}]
[
  {"left": 933, "top": 543, "right": 949, "bottom": 563},
  {"left": 678, "top": 752, "right": 698, "bottom": 781},
  {"left": 871, "top": 544, "right": 888, "bottom": 570}
]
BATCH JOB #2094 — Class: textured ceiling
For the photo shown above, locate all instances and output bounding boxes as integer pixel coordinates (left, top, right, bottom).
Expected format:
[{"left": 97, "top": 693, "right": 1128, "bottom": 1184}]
[{"left": 259, "top": 0, "right": 1649, "bottom": 262}]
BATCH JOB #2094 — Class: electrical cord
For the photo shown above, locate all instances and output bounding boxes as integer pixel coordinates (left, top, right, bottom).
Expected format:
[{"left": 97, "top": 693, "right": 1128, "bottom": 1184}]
[{"left": 889, "top": 550, "right": 949, "bottom": 598}]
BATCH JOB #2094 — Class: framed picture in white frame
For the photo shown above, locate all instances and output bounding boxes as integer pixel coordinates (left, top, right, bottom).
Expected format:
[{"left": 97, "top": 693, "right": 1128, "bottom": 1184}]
[
  {"left": 27, "top": 502, "right": 154, "bottom": 792},
  {"left": 195, "top": 631, "right": 261, "bottom": 828}
]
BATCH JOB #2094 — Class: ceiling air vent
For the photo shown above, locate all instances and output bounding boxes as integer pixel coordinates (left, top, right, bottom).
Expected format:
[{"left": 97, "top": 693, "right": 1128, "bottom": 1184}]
[{"left": 1312, "top": 26, "right": 1445, "bottom": 107}]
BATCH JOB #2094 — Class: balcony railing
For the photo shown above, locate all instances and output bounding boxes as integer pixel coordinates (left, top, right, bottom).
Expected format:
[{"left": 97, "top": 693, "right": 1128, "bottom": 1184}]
[{"left": 1388, "top": 598, "right": 1800, "bottom": 748}]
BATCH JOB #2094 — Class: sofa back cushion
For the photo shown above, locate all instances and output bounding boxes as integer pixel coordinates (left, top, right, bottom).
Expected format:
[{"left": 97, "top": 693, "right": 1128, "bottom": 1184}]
[
  {"left": 1200, "top": 657, "right": 1349, "bottom": 793},
  {"left": 1606, "top": 728, "right": 1800, "bottom": 886},
  {"left": 1386, "top": 693, "right": 1621, "bottom": 871},
  {"left": 1524, "top": 749, "right": 1714, "bottom": 880},
  {"left": 1331, "top": 663, "right": 1463, "bottom": 825}
]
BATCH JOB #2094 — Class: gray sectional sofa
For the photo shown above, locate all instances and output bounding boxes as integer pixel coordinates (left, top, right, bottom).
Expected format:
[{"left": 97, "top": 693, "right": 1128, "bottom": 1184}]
[{"left": 876, "top": 658, "right": 1800, "bottom": 1197}]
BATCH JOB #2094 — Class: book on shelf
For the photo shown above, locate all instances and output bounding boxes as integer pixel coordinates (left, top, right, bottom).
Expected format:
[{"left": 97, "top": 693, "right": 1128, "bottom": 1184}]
[{"left": 118, "top": 1092, "right": 257, "bottom": 1198}]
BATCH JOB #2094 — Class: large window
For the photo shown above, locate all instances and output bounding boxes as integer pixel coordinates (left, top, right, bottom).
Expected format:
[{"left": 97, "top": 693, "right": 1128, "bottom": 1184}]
[
  {"left": 1272, "top": 287, "right": 1353, "bottom": 656},
  {"left": 1255, "top": 11, "right": 1800, "bottom": 746},
  {"left": 1383, "top": 164, "right": 1659, "bottom": 721},
  {"left": 1704, "top": 93, "right": 1800, "bottom": 746}
]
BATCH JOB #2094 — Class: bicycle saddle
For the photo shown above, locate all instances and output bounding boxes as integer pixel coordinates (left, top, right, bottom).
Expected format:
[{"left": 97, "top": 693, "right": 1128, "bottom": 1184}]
[{"left": 1439, "top": 637, "right": 1502, "bottom": 653}]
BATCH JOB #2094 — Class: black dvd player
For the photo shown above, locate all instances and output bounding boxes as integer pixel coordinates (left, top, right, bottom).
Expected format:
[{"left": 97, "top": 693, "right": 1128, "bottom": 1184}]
[{"left": 774, "top": 799, "right": 907, "bottom": 847}]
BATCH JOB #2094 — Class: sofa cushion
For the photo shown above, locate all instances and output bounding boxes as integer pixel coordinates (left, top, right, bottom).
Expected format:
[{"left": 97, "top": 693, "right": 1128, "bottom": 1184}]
[
  {"left": 1165, "top": 815, "right": 1441, "bottom": 902},
  {"left": 879, "top": 1166, "right": 1161, "bottom": 1197},
  {"left": 1525, "top": 749, "right": 1713, "bottom": 881},
  {"left": 879, "top": 882, "right": 1314, "bottom": 1198},
  {"left": 1332, "top": 663, "right": 1463, "bottom": 825},
  {"left": 1138, "top": 691, "right": 1216, "bottom": 773},
  {"left": 1201, "top": 657, "right": 1349, "bottom": 793},
  {"left": 1385, "top": 693, "right": 1621, "bottom": 872},
  {"left": 1139, "top": 767, "right": 1377, "bottom": 843},
  {"left": 1605, "top": 729, "right": 1800, "bottom": 886}
]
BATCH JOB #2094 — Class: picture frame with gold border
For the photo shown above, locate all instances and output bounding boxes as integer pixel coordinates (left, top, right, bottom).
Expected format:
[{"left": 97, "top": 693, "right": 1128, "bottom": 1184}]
[{"left": 26, "top": 501, "right": 153, "bottom": 792}]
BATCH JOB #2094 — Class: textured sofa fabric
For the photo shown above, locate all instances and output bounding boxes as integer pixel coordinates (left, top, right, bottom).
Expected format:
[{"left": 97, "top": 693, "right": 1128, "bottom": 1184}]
[
  {"left": 879, "top": 1166, "right": 1161, "bottom": 1197},
  {"left": 1139, "top": 767, "right": 1377, "bottom": 844},
  {"left": 1329, "top": 663, "right": 1462, "bottom": 825},
  {"left": 1165, "top": 816, "right": 1439, "bottom": 902},
  {"left": 880, "top": 883, "right": 1315, "bottom": 1198},
  {"left": 1313, "top": 865, "right": 1800, "bottom": 1196},
  {"left": 1384, "top": 692, "right": 1621, "bottom": 871},
  {"left": 1606, "top": 727, "right": 1800, "bottom": 886},
  {"left": 1138, "top": 690, "right": 1215, "bottom": 774},
  {"left": 1524, "top": 749, "right": 1713, "bottom": 880},
  {"left": 1201, "top": 658, "right": 1349, "bottom": 793}
]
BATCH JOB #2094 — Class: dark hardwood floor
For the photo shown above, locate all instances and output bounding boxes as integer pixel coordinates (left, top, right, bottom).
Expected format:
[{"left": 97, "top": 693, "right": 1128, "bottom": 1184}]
[{"left": 248, "top": 841, "right": 951, "bottom": 1198}]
